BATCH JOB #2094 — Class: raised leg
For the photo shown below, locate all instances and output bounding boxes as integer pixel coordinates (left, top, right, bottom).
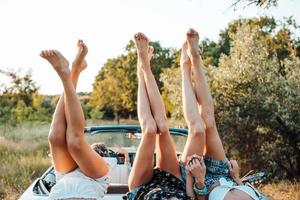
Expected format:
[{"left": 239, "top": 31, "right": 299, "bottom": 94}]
[
  {"left": 42, "top": 49, "right": 109, "bottom": 179},
  {"left": 187, "top": 28, "right": 226, "bottom": 160},
  {"left": 180, "top": 41, "right": 206, "bottom": 164},
  {"left": 47, "top": 92, "right": 77, "bottom": 173},
  {"left": 135, "top": 33, "right": 181, "bottom": 178},
  {"left": 128, "top": 64, "right": 157, "bottom": 190},
  {"left": 42, "top": 40, "right": 88, "bottom": 173}
]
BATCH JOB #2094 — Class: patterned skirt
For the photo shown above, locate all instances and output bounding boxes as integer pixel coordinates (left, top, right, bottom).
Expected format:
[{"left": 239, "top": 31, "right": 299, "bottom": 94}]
[{"left": 124, "top": 168, "right": 194, "bottom": 200}]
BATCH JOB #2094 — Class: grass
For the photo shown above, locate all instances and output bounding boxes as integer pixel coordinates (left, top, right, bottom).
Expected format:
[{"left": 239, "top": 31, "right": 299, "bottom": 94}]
[
  {"left": 0, "top": 121, "right": 299, "bottom": 200},
  {"left": 261, "top": 181, "right": 300, "bottom": 200},
  {"left": 0, "top": 122, "right": 50, "bottom": 200}
]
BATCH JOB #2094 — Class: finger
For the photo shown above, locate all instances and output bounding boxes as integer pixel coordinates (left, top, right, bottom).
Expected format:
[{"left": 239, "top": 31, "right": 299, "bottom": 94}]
[
  {"left": 185, "top": 165, "right": 189, "bottom": 171},
  {"left": 187, "top": 156, "right": 192, "bottom": 163},
  {"left": 233, "top": 160, "right": 238, "bottom": 167},
  {"left": 199, "top": 157, "right": 205, "bottom": 167},
  {"left": 230, "top": 160, "right": 238, "bottom": 169},
  {"left": 190, "top": 162, "right": 196, "bottom": 170},
  {"left": 195, "top": 159, "right": 201, "bottom": 167},
  {"left": 192, "top": 154, "right": 201, "bottom": 160},
  {"left": 193, "top": 159, "right": 200, "bottom": 169},
  {"left": 187, "top": 164, "right": 192, "bottom": 171},
  {"left": 228, "top": 161, "right": 233, "bottom": 171},
  {"left": 191, "top": 159, "right": 197, "bottom": 167}
]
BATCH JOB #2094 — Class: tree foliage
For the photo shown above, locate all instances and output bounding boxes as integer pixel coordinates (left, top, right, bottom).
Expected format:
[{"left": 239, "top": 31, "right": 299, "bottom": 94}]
[
  {"left": 213, "top": 24, "right": 300, "bottom": 179},
  {"left": 0, "top": 69, "right": 53, "bottom": 125},
  {"left": 231, "top": 0, "right": 278, "bottom": 9},
  {"left": 160, "top": 17, "right": 300, "bottom": 179},
  {"left": 89, "top": 41, "right": 173, "bottom": 120}
]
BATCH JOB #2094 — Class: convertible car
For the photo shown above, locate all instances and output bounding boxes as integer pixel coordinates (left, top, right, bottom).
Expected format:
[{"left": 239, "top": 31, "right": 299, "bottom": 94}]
[
  {"left": 19, "top": 125, "right": 188, "bottom": 200},
  {"left": 19, "top": 125, "right": 265, "bottom": 200}
]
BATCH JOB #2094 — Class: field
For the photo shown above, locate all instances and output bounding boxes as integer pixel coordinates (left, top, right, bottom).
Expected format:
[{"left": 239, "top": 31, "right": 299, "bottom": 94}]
[{"left": 0, "top": 122, "right": 299, "bottom": 200}]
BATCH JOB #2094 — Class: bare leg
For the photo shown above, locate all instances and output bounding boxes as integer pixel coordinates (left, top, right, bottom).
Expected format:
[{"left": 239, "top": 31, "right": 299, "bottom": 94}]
[
  {"left": 187, "top": 28, "right": 226, "bottom": 160},
  {"left": 47, "top": 89, "right": 77, "bottom": 173},
  {"left": 135, "top": 33, "right": 180, "bottom": 178},
  {"left": 42, "top": 49, "right": 109, "bottom": 179},
  {"left": 180, "top": 41, "right": 206, "bottom": 164},
  {"left": 128, "top": 59, "right": 157, "bottom": 190},
  {"left": 42, "top": 41, "right": 88, "bottom": 173}
]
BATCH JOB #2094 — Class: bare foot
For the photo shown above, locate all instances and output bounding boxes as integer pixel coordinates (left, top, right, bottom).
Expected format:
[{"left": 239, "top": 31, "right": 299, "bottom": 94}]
[
  {"left": 137, "top": 46, "right": 154, "bottom": 77},
  {"left": 148, "top": 46, "right": 154, "bottom": 60},
  {"left": 40, "top": 50, "right": 70, "bottom": 78},
  {"left": 72, "top": 40, "right": 88, "bottom": 74},
  {"left": 180, "top": 41, "right": 191, "bottom": 70},
  {"left": 134, "top": 32, "right": 151, "bottom": 71},
  {"left": 186, "top": 28, "right": 200, "bottom": 58}
]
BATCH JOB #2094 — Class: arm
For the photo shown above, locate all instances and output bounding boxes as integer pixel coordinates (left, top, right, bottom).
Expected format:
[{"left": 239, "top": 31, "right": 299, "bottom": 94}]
[
  {"left": 116, "top": 147, "right": 131, "bottom": 165},
  {"left": 186, "top": 172, "right": 195, "bottom": 198},
  {"left": 229, "top": 160, "right": 243, "bottom": 185},
  {"left": 186, "top": 155, "right": 207, "bottom": 200}
]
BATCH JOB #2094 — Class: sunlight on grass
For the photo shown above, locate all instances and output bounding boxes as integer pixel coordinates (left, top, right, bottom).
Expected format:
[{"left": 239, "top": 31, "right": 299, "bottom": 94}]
[{"left": 261, "top": 181, "right": 300, "bottom": 200}]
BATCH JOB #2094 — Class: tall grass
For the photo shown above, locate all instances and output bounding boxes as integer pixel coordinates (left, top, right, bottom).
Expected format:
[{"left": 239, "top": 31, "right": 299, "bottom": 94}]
[{"left": 0, "top": 122, "right": 50, "bottom": 199}]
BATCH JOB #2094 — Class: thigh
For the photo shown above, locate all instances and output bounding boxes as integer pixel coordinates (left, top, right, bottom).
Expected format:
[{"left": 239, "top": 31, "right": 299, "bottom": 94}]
[
  {"left": 181, "top": 129, "right": 206, "bottom": 165},
  {"left": 201, "top": 105, "right": 226, "bottom": 160},
  {"left": 156, "top": 133, "right": 181, "bottom": 178},
  {"left": 50, "top": 143, "right": 78, "bottom": 173},
  {"left": 128, "top": 133, "right": 156, "bottom": 190},
  {"left": 49, "top": 129, "right": 77, "bottom": 173},
  {"left": 67, "top": 137, "right": 109, "bottom": 179},
  {"left": 204, "top": 127, "right": 226, "bottom": 160}
]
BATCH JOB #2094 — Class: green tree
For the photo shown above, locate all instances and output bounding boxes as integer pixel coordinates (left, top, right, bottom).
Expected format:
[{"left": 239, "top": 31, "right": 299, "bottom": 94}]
[
  {"left": 89, "top": 41, "right": 173, "bottom": 121},
  {"left": 213, "top": 23, "right": 300, "bottom": 179},
  {"left": 160, "top": 18, "right": 300, "bottom": 179},
  {"left": 0, "top": 69, "right": 51, "bottom": 125}
]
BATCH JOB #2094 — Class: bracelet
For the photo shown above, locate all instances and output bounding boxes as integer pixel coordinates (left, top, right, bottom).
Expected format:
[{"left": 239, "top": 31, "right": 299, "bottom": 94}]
[{"left": 193, "top": 183, "right": 208, "bottom": 195}]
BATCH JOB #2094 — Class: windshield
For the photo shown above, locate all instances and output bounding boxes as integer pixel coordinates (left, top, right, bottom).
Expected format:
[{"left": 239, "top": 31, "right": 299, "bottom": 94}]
[{"left": 86, "top": 132, "right": 187, "bottom": 153}]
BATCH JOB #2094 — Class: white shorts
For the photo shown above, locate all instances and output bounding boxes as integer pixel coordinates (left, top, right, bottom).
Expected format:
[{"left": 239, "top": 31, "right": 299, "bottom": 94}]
[{"left": 48, "top": 168, "right": 110, "bottom": 200}]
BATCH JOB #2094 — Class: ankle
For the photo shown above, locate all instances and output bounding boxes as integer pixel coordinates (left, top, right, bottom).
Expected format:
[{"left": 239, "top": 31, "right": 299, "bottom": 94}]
[{"left": 181, "top": 67, "right": 191, "bottom": 75}]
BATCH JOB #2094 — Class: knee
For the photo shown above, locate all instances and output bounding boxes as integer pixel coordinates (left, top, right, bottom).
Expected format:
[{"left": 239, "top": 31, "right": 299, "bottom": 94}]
[
  {"left": 203, "top": 114, "right": 216, "bottom": 132},
  {"left": 189, "top": 121, "right": 205, "bottom": 137},
  {"left": 141, "top": 119, "right": 157, "bottom": 135},
  {"left": 67, "top": 134, "right": 85, "bottom": 153},
  {"left": 48, "top": 127, "right": 65, "bottom": 146},
  {"left": 156, "top": 118, "right": 169, "bottom": 135}
]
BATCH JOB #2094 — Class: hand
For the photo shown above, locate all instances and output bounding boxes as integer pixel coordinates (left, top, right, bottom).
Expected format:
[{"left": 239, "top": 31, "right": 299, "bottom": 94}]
[
  {"left": 186, "top": 155, "right": 206, "bottom": 188},
  {"left": 229, "top": 160, "right": 243, "bottom": 184},
  {"left": 115, "top": 146, "right": 130, "bottom": 163},
  {"left": 116, "top": 147, "right": 128, "bottom": 156}
]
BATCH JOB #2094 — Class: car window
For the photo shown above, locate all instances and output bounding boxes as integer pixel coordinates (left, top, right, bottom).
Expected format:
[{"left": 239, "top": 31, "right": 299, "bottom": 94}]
[{"left": 86, "top": 132, "right": 187, "bottom": 152}]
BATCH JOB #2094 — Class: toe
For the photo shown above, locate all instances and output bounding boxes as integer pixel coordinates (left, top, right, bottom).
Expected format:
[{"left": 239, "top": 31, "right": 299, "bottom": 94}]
[
  {"left": 40, "top": 51, "right": 45, "bottom": 57},
  {"left": 49, "top": 50, "right": 55, "bottom": 56},
  {"left": 148, "top": 46, "right": 154, "bottom": 54},
  {"left": 77, "top": 39, "right": 83, "bottom": 47},
  {"left": 44, "top": 50, "right": 50, "bottom": 57}
]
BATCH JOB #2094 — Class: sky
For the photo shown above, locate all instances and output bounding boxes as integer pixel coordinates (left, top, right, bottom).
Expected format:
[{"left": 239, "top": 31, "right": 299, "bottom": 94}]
[{"left": 0, "top": 0, "right": 299, "bottom": 95}]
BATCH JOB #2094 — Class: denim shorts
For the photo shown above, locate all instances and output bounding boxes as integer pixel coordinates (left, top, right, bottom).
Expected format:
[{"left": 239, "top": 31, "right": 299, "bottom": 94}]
[
  {"left": 181, "top": 157, "right": 268, "bottom": 199},
  {"left": 180, "top": 156, "right": 234, "bottom": 190}
]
